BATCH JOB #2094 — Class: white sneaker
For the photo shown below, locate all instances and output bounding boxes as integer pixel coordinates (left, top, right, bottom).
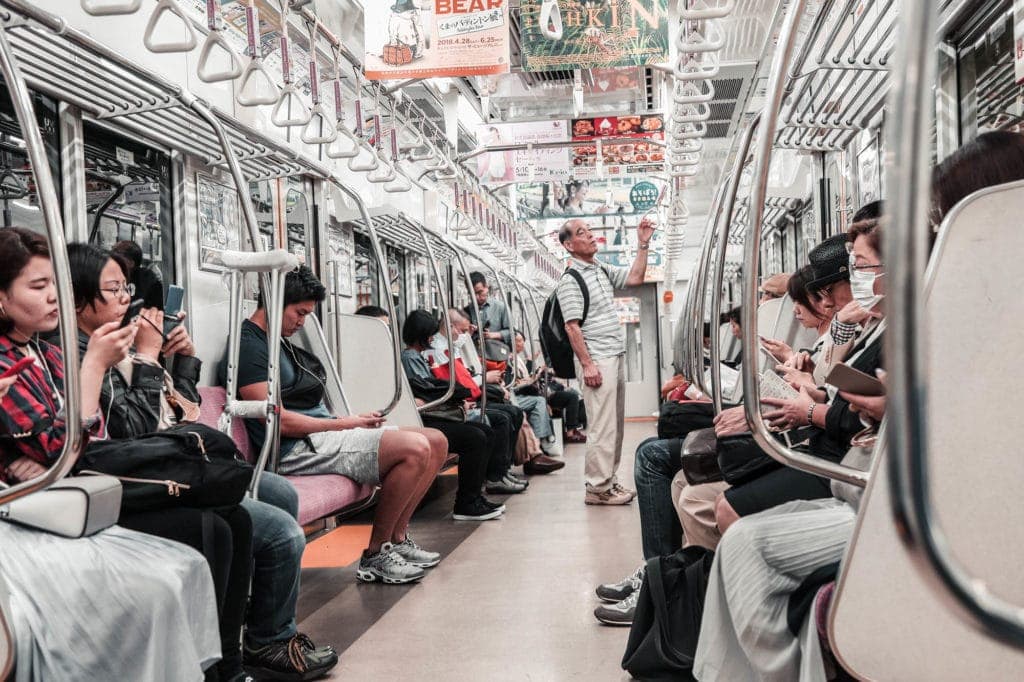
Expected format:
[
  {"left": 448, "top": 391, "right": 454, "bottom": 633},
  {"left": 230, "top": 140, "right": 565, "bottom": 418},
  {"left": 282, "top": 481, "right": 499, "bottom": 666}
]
[
  {"left": 391, "top": 536, "right": 441, "bottom": 568},
  {"left": 357, "top": 543, "right": 426, "bottom": 584},
  {"left": 594, "top": 588, "right": 640, "bottom": 626},
  {"left": 595, "top": 564, "right": 645, "bottom": 603}
]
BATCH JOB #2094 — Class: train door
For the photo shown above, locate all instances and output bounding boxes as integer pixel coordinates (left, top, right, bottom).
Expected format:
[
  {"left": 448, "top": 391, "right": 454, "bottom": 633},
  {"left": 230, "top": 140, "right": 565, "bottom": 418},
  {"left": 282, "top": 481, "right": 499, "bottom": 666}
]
[
  {"left": 617, "top": 282, "right": 660, "bottom": 418},
  {"left": 0, "top": 83, "right": 59, "bottom": 234},
  {"left": 84, "top": 122, "right": 174, "bottom": 296}
]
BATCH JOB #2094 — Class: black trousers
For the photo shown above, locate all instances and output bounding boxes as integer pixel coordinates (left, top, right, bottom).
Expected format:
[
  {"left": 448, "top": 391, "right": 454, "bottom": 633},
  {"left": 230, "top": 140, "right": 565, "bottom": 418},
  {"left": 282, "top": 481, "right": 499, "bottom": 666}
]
[
  {"left": 421, "top": 417, "right": 492, "bottom": 506},
  {"left": 482, "top": 402, "right": 522, "bottom": 479},
  {"left": 547, "top": 388, "right": 583, "bottom": 430},
  {"left": 121, "top": 506, "right": 253, "bottom": 681}
]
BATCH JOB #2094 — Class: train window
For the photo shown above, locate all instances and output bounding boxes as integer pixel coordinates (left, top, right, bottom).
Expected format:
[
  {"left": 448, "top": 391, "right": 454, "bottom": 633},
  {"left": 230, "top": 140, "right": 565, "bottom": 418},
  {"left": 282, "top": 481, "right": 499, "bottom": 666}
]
[
  {"left": 325, "top": 217, "right": 355, "bottom": 298},
  {"left": 84, "top": 123, "right": 173, "bottom": 292},
  {"left": 615, "top": 296, "right": 644, "bottom": 383},
  {"left": 409, "top": 255, "right": 430, "bottom": 312},
  {"left": 249, "top": 180, "right": 276, "bottom": 250},
  {"left": 354, "top": 231, "right": 379, "bottom": 310},
  {"left": 386, "top": 244, "right": 407, "bottom": 326},
  {"left": 285, "top": 177, "right": 313, "bottom": 268},
  {"left": 0, "top": 83, "right": 59, "bottom": 234}
]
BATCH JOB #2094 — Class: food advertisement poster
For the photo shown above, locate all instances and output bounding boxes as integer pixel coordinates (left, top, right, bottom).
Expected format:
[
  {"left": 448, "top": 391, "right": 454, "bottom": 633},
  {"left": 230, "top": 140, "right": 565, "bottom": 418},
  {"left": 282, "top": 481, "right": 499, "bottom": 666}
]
[
  {"left": 364, "top": 0, "right": 511, "bottom": 80},
  {"left": 518, "top": 0, "right": 670, "bottom": 73},
  {"left": 475, "top": 121, "right": 572, "bottom": 184},
  {"left": 570, "top": 114, "right": 665, "bottom": 177},
  {"left": 514, "top": 178, "right": 664, "bottom": 219}
]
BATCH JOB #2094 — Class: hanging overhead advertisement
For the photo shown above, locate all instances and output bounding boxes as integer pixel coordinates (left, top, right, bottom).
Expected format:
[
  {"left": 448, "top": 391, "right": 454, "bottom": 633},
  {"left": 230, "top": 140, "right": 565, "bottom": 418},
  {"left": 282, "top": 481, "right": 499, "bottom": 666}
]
[
  {"left": 364, "top": 0, "right": 511, "bottom": 80},
  {"left": 513, "top": 179, "right": 664, "bottom": 220},
  {"left": 570, "top": 114, "right": 665, "bottom": 177},
  {"left": 475, "top": 121, "right": 572, "bottom": 184},
  {"left": 518, "top": 0, "right": 670, "bottom": 73}
]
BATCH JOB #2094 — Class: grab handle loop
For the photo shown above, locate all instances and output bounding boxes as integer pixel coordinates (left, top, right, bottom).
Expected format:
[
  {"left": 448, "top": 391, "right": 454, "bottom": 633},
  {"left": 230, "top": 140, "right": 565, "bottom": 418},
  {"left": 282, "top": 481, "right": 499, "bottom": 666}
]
[
  {"left": 197, "top": 0, "right": 244, "bottom": 83},
  {"left": 678, "top": 0, "right": 735, "bottom": 20},
  {"left": 81, "top": 0, "right": 141, "bottom": 16},
  {"left": 300, "top": 17, "right": 336, "bottom": 144},
  {"left": 143, "top": 0, "right": 198, "bottom": 54},
  {"left": 346, "top": 88, "right": 380, "bottom": 172},
  {"left": 271, "top": 1, "right": 312, "bottom": 127},
  {"left": 539, "top": 0, "right": 564, "bottom": 40},
  {"left": 237, "top": 4, "right": 279, "bottom": 107},
  {"left": 673, "top": 79, "right": 715, "bottom": 105},
  {"left": 366, "top": 116, "right": 396, "bottom": 183}
]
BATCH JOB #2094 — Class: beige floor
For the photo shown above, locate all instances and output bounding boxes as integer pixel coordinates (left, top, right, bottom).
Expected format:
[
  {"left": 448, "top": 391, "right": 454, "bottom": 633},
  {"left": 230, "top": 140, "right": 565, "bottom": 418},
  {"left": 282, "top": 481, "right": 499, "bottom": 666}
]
[{"left": 324, "top": 422, "right": 654, "bottom": 681}]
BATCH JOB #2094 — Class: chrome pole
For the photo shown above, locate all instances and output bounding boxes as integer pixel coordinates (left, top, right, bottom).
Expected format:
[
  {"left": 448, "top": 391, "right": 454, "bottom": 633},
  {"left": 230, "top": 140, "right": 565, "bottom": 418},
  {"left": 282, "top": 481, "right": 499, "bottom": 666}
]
[
  {"left": 738, "top": 0, "right": 868, "bottom": 488},
  {"left": 410, "top": 221, "right": 456, "bottom": 411}
]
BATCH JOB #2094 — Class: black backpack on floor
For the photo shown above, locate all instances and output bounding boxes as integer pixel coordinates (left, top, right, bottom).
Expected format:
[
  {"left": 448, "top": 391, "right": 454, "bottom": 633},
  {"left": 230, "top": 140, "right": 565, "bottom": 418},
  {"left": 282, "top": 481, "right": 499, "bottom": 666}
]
[
  {"left": 622, "top": 547, "right": 716, "bottom": 681},
  {"left": 540, "top": 269, "right": 588, "bottom": 379}
]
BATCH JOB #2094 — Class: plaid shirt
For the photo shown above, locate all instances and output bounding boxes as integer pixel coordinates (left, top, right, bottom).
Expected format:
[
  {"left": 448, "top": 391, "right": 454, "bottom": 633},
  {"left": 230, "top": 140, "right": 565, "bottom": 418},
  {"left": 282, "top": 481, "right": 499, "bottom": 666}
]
[{"left": 0, "top": 334, "right": 102, "bottom": 483}]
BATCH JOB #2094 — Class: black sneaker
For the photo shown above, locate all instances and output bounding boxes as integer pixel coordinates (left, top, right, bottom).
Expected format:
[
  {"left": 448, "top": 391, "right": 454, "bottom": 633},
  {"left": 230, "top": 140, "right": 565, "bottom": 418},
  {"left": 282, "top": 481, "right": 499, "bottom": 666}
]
[
  {"left": 243, "top": 634, "right": 339, "bottom": 681},
  {"left": 480, "top": 495, "right": 506, "bottom": 512},
  {"left": 453, "top": 496, "right": 504, "bottom": 521}
]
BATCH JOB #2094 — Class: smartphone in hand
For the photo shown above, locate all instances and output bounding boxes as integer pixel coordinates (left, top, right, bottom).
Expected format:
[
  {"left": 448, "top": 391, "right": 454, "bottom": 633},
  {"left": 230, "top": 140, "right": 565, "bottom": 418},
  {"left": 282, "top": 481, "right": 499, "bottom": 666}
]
[
  {"left": 0, "top": 356, "right": 35, "bottom": 379},
  {"left": 163, "top": 285, "right": 185, "bottom": 335},
  {"left": 121, "top": 299, "right": 145, "bottom": 328},
  {"left": 825, "top": 364, "right": 886, "bottom": 397}
]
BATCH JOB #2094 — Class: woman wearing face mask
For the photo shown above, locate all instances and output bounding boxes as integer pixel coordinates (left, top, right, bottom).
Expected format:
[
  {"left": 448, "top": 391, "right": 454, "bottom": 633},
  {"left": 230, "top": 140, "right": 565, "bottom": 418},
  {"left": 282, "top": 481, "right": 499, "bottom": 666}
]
[
  {"left": 715, "top": 218, "right": 887, "bottom": 534},
  {"left": 0, "top": 227, "right": 223, "bottom": 680}
]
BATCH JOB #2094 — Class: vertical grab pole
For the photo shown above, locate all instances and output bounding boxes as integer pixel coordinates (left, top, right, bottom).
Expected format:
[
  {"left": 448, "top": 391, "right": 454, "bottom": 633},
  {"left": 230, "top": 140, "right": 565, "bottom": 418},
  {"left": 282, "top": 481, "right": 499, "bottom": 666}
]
[
  {"left": 885, "top": 0, "right": 1024, "bottom": 649},
  {"left": 710, "top": 115, "right": 760, "bottom": 413},
  {"left": 330, "top": 180, "right": 402, "bottom": 415},
  {"left": 737, "top": 0, "right": 867, "bottom": 487},
  {"left": 0, "top": 26, "right": 83, "bottom": 503},
  {"left": 686, "top": 178, "right": 729, "bottom": 398},
  {"left": 479, "top": 258, "right": 516, "bottom": 377},
  {"left": 411, "top": 223, "right": 456, "bottom": 411},
  {"left": 449, "top": 236, "right": 488, "bottom": 417}
]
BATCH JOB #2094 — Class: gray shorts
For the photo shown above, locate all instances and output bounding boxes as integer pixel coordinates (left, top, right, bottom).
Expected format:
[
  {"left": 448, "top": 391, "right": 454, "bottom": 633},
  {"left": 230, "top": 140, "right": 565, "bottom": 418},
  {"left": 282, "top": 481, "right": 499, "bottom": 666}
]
[{"left": 279, "top": 427, "right": 388, "bottom": 485}]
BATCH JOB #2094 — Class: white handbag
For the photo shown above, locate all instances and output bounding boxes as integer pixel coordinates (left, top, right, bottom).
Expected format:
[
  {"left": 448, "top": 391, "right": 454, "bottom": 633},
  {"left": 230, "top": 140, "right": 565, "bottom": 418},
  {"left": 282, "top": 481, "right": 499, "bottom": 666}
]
[{"left": 0, "top": 475, "right": 122, "bottom": 538}]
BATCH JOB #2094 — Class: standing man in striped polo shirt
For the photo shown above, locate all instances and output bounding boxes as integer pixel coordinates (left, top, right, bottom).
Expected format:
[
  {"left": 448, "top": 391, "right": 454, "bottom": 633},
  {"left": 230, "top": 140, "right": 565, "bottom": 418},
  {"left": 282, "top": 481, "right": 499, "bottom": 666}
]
[{"left": 557, "top": 217, "right": 655, "bottom": 505}]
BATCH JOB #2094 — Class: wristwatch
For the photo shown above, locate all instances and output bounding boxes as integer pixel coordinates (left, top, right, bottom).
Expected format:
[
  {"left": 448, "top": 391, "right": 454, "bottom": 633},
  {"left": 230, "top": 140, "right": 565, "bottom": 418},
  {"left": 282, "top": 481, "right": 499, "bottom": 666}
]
[{"left": 638, "top": 242, "right": 650, "bottom": 250}]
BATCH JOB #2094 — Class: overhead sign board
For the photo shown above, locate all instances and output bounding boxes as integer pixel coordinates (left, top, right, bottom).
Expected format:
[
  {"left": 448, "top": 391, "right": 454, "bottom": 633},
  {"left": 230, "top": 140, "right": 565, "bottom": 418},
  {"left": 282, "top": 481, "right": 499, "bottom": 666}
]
[
  {"left": 475, "top": 120, "right": 572, "bottom": 184},
  {"left": 570, "top": 114, "right": 665, "bottom": 177}
]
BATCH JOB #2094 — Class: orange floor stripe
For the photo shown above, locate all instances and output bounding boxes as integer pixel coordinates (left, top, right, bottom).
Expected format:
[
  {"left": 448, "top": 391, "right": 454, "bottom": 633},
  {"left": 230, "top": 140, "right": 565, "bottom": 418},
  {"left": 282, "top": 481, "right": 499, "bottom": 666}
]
[
  {"left": 625, "top": 416, "right": 658, "bottom": 423},
  {"left": 440, "top": 466, "right": 458, "bottom": 476},
  {"left": 301, "top": 524, "right": 373, "bottom": 569}
]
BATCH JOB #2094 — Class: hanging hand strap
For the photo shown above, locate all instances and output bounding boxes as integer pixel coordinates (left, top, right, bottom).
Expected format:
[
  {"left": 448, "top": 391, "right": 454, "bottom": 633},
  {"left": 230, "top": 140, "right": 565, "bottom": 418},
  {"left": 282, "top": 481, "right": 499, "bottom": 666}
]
[
  {"left": 197, "top": 0, "right": 244, "bottom": 83},
  {"left": 237, "top": 3, "right": 279, "bottom": 107}
]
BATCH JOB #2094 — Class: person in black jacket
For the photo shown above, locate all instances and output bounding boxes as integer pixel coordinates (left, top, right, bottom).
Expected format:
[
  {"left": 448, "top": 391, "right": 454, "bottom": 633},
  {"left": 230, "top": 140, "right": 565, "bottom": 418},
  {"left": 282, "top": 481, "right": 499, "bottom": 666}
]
[
  {"left": 68, "top": 243, "right": 338, "bottom": 681},
  {"left": 111, "top": 239, "right": 164, "bottom": 310}
]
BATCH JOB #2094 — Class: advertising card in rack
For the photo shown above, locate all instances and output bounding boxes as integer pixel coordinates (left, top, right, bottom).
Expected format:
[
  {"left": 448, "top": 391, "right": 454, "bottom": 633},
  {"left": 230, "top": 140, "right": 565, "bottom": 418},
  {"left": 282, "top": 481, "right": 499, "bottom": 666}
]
[
  {"left": 364, "top": 1, "right": 511, "bottom": 80},
  {"left": 514, "top": 178, "right": 665, "bottom": 220},
  {"left": 518, "top": 0, "right": 670, "bottom": 72},
  {"left": 570, "top": 114, "right": 665, "bottom": 177},
  {"left": 475, "top": 121, "right": 572, "bottom": 184}
]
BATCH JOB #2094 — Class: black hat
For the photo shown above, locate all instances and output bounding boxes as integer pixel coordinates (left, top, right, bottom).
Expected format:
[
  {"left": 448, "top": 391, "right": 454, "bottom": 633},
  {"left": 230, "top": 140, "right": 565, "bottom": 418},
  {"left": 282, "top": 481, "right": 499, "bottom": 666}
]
[
  {"left": 806, "top": 235, "right": 850, "bottom": 290},
  {"left": 391, "top": 0, "right": 417, "bottom": 11}
]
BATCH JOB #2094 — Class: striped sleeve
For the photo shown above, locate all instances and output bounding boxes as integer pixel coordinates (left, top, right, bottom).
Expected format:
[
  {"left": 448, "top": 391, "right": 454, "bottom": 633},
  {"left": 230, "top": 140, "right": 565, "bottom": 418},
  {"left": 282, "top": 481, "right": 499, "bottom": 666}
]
[
  {"left": 603, "top": 262, "right": 629, "bottom": 289},
  {"left": 556, "top": 274, "right": 585, "bottom": 323}
]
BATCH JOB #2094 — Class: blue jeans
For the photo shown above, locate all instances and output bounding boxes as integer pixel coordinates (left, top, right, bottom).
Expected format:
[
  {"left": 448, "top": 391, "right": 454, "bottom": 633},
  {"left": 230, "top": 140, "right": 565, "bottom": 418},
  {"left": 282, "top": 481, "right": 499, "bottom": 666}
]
[
  {"left": 634, "top": 437, "right": 683, "bottom": 560},
  {"left": 514, "top": 394, "right": 554, "bottom": 440},
  {"left": 241, "top": 471, "right": 306, "bottom": 645}
]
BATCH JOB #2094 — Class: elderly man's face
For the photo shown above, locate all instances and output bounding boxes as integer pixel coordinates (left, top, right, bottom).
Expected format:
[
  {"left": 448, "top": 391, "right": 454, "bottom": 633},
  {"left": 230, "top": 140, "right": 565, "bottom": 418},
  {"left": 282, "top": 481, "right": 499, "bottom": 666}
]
[{"left": 562, "top": 220, "right": 598, "bottom": 257}]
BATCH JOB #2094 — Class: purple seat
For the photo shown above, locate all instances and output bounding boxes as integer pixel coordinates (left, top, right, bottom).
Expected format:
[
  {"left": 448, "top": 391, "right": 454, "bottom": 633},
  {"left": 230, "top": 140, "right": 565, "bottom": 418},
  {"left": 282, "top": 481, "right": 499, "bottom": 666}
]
[{"left": 197, "top": 387, "right": 376, "bottom": 526}]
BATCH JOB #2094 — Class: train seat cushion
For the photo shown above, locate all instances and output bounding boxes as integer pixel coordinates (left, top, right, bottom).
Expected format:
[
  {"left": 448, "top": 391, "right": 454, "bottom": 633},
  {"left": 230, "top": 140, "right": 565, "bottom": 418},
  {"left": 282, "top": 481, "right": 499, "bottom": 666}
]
[{"left": 196, "top": 387, "right": 374, "bottom": 525}]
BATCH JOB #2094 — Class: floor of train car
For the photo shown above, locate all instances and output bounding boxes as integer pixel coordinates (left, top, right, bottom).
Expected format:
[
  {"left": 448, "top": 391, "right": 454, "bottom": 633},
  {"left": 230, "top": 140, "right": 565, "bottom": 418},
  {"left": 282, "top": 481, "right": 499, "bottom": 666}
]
[{"left": 295, "top": 421, "right": 654, "bottom": 681}]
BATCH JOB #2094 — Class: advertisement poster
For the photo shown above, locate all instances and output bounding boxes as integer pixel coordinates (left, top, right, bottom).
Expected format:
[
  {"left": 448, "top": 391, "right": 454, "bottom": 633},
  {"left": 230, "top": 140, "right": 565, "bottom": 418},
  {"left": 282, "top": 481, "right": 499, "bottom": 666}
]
[
  {"left": 519, "top": 0, "right": 670, "bottom": 73},
  {"left": 364, "top": 0, "right": 511, "bottom": 80},
  {"left": 196, "top": 175, "right": 240, "bottom": 273},
  {"left": 514, "top": 178, "right": 664, "bottom": 219},
  {"left": 475, "top": 120, "right": 571, "bottom": 184},
  {"left": 570, "top": 114, "right": 665, "bottom": 177},
  {"left": 586, "top": 67, "right": 642, "bottom": 94}
]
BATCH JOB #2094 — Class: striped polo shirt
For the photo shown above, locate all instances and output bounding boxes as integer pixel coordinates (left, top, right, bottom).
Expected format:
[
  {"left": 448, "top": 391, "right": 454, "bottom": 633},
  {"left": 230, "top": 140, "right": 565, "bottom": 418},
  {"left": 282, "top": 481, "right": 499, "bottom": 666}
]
[{"left": 556, "top": 257, "right": 629, "bottom": 361}]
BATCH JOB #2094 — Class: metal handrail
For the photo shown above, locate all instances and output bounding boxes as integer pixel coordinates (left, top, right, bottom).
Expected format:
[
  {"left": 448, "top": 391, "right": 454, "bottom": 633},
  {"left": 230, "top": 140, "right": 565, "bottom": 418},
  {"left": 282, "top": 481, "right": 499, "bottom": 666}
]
[
  {"left": 738, "top": 0, "right": 868, "bottom": 488},
  {"left": 448, "top": 227, "right": 488, "bottom": 416},
  {"left": 410, "top": 220, "right": 456, "bottom": 412},
  {"left": 687, "top": 178, "right": 729, "bottom": 398},
  {"left": 885, "top": 0, "right": 1024, "bottom": 650},
  {"left": 0, "top": 26, "right": 84, "bottom": 504},
  {"left": 710, "top": 114, "right": 760, "bottom": 413},
  {"left": 330, "top": 181, "right": 402, "bottom": 416}
]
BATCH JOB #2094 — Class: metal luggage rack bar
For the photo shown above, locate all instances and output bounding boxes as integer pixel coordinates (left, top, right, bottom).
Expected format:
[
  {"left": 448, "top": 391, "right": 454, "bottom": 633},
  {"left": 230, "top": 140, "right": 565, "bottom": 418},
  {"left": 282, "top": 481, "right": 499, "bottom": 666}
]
[
  {"left": 348, "top": 211, "right": 457, "bottom": 262},
  {"left": 774, "top": 0, "right": 898, "bottom": 151}
]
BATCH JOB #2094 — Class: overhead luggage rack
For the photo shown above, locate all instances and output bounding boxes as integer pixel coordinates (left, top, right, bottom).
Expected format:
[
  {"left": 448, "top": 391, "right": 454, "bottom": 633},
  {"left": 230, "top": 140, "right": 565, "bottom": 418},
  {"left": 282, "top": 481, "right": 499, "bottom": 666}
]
[
  {"left": 775, "top": 0, "right": 899, "bottom": 151},
  {"left": 347, "top": 211, "right": 457, "bottom": 262}
]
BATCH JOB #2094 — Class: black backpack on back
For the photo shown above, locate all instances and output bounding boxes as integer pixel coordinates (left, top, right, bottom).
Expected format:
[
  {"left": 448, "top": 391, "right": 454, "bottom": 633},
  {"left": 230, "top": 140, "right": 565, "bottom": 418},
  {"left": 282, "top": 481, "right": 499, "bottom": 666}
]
[{"left": 540, "top": 269, "right": 589, "bottom": 379}]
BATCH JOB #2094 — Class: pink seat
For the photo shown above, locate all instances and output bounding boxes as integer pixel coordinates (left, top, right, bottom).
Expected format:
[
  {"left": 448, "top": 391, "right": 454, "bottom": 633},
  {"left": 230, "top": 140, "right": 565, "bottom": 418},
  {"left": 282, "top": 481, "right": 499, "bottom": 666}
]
[{"left": 197, "top": 387, "right": 375, "bottom": 526}]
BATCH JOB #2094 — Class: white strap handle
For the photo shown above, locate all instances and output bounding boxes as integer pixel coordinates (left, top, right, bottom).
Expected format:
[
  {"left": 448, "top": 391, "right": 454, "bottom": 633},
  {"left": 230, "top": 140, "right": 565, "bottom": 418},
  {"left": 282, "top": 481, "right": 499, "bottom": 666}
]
[
  {"left": 236, "top": 5, "right": 279, "bottom": 107},
  {"left": 81, "top": 0, "right": 141, "bottom": 16},
  {"left": 678, "top": 0, "right": 735, "bottom": 21},
  {"left": 220, "top": 248, "right": 300, "bottom": 273},
  {"left": 540, "top": 0, "right": 564, "bottom": 40},
  {"left": 143, "top": 0, "right": 198, "bottom": 54}
]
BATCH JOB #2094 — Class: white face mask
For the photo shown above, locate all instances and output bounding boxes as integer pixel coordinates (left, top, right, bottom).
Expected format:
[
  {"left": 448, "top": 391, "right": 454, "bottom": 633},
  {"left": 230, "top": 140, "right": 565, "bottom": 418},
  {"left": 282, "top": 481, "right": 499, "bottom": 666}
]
[
  {"left": 850, "top": 268, "right": 884, "bottom": 310},
  {"left": 430, "top": 335, "right": 448, "bottom": 352}
]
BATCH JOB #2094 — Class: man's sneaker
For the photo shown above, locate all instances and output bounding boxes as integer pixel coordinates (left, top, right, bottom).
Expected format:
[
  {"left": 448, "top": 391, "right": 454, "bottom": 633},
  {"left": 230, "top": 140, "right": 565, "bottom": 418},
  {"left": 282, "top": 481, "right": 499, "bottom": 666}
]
[
  {"left": 243, "top": 633, "right": 339, "bottom": 681},
  {"left": 480, "top": 496, "right": 506, "bottom": 512},
  {"left": 485, "top": 475, "right": 527, "bottom": 494},
  {"left": 594, "top": 588, "right": 639, "bottom": 626},
  {"left": 612, "top": 483, "right": 638, "bottom": 501},
  {"left": 453, "top": 496, "right": 504, "bottom": 521},
  {"left": 391, "top": 535, "right": 441, "bottom": 568},
  {"left": 595, "top": 564, "right": 645, "bottom": 603},
  {"left": 356, "top": 543, "right": 426, "bottom": 584},
  {"left": 506, "top": 471, "right": 529, "bottom": 487},
  {"left": 585, "top": 487, "right": 634, "bottom": 505}
]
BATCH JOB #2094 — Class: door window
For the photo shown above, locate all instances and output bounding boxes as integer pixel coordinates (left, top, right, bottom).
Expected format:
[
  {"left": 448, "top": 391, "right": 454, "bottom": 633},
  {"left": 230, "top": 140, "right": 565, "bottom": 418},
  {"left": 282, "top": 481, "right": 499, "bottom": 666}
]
[{"left": 0, "top": 84, "right": 60, "bottom": 233}]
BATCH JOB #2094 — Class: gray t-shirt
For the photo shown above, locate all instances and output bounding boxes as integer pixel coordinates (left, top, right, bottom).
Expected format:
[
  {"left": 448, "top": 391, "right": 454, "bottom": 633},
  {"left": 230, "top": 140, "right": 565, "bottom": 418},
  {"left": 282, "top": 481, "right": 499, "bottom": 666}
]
[{"left": 555, "top": 258, "right": 629, "bottom": 361}]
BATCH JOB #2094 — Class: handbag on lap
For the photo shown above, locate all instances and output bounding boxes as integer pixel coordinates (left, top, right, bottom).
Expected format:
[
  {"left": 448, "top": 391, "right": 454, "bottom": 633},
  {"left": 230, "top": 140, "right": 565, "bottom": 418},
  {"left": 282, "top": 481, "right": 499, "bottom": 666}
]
[
  {"left": 679, "top": 428, "right": 725, "bottom": 485},
  {"left": 0, "top": 475, "right": 122, "bottom": 538}
]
